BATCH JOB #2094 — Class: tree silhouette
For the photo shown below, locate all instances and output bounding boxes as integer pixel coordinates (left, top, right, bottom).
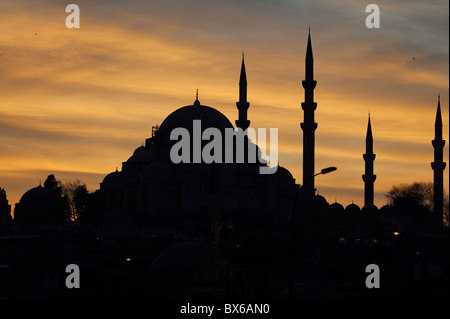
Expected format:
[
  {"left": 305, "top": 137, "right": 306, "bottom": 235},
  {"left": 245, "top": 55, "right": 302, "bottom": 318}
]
[
  {"left": 62, "top": 180, "right": 90, "bottom": 221},
  {"left": 384, "top": 182, "right": 449, "bottom": 228},
  {"left": 386, "top": 182, "right": 434, "bottom": 212},
  {"left": 43, "top": 174, "right": 62, "bottom": 197},
  {"left": 0, "top": 187, "right": 12, "bottom": 226},
  {"left": 0, "top": 187, "right": 7, "bottom": 204}
]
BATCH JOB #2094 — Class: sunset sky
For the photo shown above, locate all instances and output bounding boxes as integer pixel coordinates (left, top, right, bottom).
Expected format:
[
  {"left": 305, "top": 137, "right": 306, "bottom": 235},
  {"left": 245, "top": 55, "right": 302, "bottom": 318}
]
[{"left": 0, "top": 0, "right": 448, "bottom": 212}]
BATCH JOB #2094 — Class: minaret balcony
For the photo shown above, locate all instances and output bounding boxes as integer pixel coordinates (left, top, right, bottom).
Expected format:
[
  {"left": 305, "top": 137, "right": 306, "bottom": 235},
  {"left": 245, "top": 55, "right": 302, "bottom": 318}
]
[
  {"left": 362, "top": 174, "right": 377, "bottom": 182},
  {"left": 432, "top": 139, "right": 445, "bottom": 148},
  {"left": 431, "top": 162, "right": 447, "bottom": 170},
  {"left": 363, "top": 153, "right": 376, "bottom": 161},
  {"left": 300, "top": 122, "right": 318, "bottom": 131},
  {"left": 301, "top": 101, "right": 317, "bottom": 112}
]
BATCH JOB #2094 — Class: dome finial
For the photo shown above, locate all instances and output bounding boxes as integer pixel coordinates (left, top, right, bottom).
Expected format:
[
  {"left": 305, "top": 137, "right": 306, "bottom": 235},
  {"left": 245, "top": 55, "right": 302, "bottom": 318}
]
[{"left": 194, "top": 89, "right": 200, "bottom": 106}]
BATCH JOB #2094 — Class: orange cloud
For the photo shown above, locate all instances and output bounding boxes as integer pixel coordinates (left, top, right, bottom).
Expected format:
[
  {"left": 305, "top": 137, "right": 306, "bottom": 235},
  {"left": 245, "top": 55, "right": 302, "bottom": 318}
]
[{"left": 0, "top": 0, "right": 448, "bottom": 212}]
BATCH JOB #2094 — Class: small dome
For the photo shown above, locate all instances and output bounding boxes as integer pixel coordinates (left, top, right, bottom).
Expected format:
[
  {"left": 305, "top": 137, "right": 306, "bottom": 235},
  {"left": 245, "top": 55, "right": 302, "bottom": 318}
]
[
  {"left": 314, "top": 194, "right": 328, "bottom": 207},
  {"left": 345, "top": 203, "right": 361, "bottom": 214}
]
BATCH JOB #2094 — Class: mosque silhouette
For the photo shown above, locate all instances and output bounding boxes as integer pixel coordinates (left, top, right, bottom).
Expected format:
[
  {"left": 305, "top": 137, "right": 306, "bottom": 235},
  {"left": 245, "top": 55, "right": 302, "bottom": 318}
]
[{"left": 0, "top": 31, "right": 448, "bottom": 299}]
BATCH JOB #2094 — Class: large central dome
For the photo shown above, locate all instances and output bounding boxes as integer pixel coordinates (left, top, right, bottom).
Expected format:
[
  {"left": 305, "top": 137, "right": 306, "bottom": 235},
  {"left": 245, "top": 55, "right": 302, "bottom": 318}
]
[{"left": 159, "top": 99, "right": 234, "bottom": 133}]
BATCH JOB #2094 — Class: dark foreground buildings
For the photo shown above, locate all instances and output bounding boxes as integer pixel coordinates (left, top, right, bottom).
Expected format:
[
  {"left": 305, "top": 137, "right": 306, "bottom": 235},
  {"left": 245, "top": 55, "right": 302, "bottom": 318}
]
[{"left": 0, "top": 32, "right": 448, "bottom": 299}]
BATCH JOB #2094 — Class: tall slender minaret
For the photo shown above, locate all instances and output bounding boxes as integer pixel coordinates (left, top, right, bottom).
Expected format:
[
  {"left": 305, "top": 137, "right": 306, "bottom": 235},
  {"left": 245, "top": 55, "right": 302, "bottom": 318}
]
[
  {"left": 301, "top": 29, "right": 317, "bottom": 201},
  {"left": 236, "top": 53, "right": 250, "bottom": 131},
  {"left": 363, "top": 114, "right": 376, "bottom": 208},
  {"left": 431, "top": 95, "right": 446, "bottom": 227}
]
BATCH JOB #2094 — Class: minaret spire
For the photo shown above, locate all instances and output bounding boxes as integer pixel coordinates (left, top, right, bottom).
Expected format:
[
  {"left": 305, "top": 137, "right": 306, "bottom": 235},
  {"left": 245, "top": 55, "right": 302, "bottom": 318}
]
[
  {"left": 435, "top": 94, "right": 442, "bottom": 139},
  {"left": 236, "top": 52, "right": 250, "bottom": 131},
  {"left": 305, "top": 27, "right": 314, "bottom": 82},
  {"left": 363, "top": 113, "right": 376, "bottom": 208},
  {"left": 431, "top": 95, "right": 446, "bottom": 228},
  {"left": 301, "top": 28, "right": 318, "bottom": 202}
]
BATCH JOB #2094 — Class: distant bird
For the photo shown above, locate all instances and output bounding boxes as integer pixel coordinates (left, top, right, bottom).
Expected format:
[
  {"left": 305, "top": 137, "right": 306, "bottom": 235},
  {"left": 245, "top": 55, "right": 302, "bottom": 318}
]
[
  {"left": 412, "top": 57, "right": 416, "bottom": 60},
  {"left": 35, "top": 33, "right": 37, "bottom": 35}
]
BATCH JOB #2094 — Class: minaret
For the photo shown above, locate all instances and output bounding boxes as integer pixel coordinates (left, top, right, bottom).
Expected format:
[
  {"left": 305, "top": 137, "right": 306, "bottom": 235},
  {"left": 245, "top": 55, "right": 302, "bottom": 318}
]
[
  {"left": 363, "top": 114, "right": 376, "bottom": 208},
  {"left": 431, "top": 95, "right": 446, "bottom": 227},
  {"left": 301, "top": 28, "right": 317, "bottom": 201},
  {"left": 236, "top": 53, "right": 250, "bottom": 131}
]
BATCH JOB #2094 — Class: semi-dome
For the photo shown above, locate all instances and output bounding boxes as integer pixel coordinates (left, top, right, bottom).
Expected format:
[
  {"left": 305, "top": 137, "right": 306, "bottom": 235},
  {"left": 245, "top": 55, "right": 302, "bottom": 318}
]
[
  {"left": 133, "top": 145, "right": 146, "bottom": 154},
  {"left": 127, "top": 147, "right": 159, "bottom": 163},
  {"left": 159, "top": 101, "right": 234, "bottom": 133},
  {"left": 102, "top": 170, "right": 122, "bottom": 186}
]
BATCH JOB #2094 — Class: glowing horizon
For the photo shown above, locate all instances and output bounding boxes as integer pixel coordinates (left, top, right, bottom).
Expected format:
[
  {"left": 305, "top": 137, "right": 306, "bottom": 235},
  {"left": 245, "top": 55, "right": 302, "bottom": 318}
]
[{"left": 0, "top": 0, "right": 448, "bottom": 213}]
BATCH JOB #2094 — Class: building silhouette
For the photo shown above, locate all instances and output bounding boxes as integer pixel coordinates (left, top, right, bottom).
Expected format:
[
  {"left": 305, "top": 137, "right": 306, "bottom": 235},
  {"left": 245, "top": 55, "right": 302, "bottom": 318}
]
[
  {"left": 362, "top": 114, "right": 376, "bottom": 210},
  {"left": 1, "top": 30, "right": 448, "bottom": 300},
  {"left": 88, "top": 54, "right": 298, "bottom": 240},
  {"left": 431, "top": 95, "right": 446, "bottom": 227}
]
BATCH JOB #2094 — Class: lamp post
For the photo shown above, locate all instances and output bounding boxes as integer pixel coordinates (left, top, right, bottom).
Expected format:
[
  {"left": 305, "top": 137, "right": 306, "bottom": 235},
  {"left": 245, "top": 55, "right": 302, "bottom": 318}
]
[
  {"left": 289, "top": 166, "right": 336, "bottom": 299},
  {"left": 376, "top": 223, "right": 400, "bottom": 265},
  {"left": 374, "top": 223, "right": 400, "bottom": 298}
]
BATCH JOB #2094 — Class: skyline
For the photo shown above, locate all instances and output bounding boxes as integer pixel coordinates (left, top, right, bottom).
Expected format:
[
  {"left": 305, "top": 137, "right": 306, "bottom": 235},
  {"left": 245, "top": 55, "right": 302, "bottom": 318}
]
[{"left": 0, "top": 0, "right": 448, "bottom": 212}]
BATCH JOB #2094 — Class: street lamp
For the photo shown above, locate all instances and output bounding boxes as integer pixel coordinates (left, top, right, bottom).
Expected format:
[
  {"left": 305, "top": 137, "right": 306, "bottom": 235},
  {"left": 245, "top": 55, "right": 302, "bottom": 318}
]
[
  {"left": 289, "top": 166, "right": 337, "bottom": 299},
  {"left": 319, "top": 167, "right": 337, "bottom": 175}
]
